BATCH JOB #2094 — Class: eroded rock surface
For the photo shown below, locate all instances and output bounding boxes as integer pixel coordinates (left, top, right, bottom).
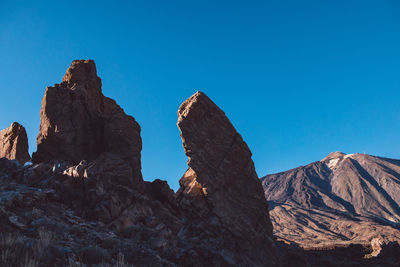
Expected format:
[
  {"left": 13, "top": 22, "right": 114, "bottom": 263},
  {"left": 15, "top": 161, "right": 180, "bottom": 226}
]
[
  {"left": 0, "top": 158, "right": 178, "bottom": 266},
  {"left": 32, "top": 60, "right": 142, "bottom": 189},
  {"left": 176, "top": 91, "right": 278, "bottom": 266},
  {"left": 0, "top": 122, "right": 31, "bottom": 165}
]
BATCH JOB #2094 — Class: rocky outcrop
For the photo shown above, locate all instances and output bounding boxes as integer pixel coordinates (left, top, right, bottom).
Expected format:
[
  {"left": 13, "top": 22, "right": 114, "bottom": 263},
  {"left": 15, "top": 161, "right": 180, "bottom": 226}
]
[
  {"left": 0, "top": 157, "right": 177, "bottom": 266},
  {"left": 32, "top": 60, "right": 142, "bottom": 189},
  {"left": 0, "top": 60, "right": 283, "bottom": 266},
  {"left": 53, "top": 154, "right": 180, "bottom": 232},
  {"left": 176, "top": 91, "right": 278, "bottom": 265},
  {"left": 0, "top": 122, "right": 31, "bottom": 165},
  {"left": 370, "top": 237, "right": 384, "bottom": 257},
  {"left": 59, "top": 153, "right": 138, "bottom": 223}
]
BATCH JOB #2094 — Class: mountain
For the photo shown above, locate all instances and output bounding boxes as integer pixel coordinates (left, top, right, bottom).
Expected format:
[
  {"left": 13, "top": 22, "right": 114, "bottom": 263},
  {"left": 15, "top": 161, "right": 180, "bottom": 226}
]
[{"left": 261, "top": 152, "right": 400, "bottom": 248}]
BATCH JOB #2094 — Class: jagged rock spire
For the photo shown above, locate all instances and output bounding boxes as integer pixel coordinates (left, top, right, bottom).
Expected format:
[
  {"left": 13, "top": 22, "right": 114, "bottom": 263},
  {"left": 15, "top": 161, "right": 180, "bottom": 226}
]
[
  {"left": 177, "top": 91, "right": 278, "bottom": 265},
  {"left": 0, "top": 122, "right": 31, "bottom": 165},
  {"left": 32, "top": 60, "right": 143, "bottom": 189}
]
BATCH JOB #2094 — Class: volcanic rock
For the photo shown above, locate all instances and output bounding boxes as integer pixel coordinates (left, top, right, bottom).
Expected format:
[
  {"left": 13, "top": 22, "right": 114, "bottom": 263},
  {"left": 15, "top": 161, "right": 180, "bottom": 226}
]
[
  {"left": 370, "top": 237, "right": 384, "bottom": 257},
  {"left": 32, "top": 60, "right": 142, "bottom": 189},
  {"left": 176, "top": 91, "right": 278, "bottom": 265},
  {"left": 59, "top": 153, "right": 136, "bottom": 222},
  {"left": 261, "top": 152, "right": 400, "bottom": 248},
  {"left": 0, "top": 122, "right": 31, "bottom": 165}
]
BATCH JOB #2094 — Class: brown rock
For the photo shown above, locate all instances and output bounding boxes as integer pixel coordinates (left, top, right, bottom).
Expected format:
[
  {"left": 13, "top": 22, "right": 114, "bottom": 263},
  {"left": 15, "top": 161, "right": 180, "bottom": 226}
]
[
  {"left": 59, "top": 153, "right": 138, "bottom": 222},
  {"left": 144, "top": 179, "right": 176, "bottom": 205},
  {"left": 371, "top": 237, "right": 384, "bottom": 257},
  {"left": 176, "top": 91, "right": 277, "bottom": 265},
  {"left": 57, "top": 153, "right": 181, "bottom": 234},
  {"left": 0, "top": 122, "right": 31, "bottom": 165},
  {"left": 32, "top": 60, "right": 142, "bottom": 189}
]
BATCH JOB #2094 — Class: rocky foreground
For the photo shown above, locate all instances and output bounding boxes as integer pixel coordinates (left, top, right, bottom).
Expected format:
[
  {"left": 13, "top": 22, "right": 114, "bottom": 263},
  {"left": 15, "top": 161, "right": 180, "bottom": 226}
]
[
  {"left": 1, "top": 60, "right": 399, "bottom": 266},
  {"left": 0, "top": 60, "right": 278, "bottom": 266}
]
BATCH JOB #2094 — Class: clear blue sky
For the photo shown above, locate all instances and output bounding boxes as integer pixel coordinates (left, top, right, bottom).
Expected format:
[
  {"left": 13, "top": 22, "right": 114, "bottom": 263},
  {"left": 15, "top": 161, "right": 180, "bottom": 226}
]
[{"left": 1, "top": 1, "right": 400, "bottom": 190}]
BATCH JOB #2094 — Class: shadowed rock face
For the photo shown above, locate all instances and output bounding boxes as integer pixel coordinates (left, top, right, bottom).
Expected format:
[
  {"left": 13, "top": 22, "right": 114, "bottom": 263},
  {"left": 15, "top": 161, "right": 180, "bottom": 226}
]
[
  {"left": 177, "top": 91, "right": 277, "bottom": 265},
  {"left": 32, "top": 60, "right": 143, "bottom": 188},
  {"left": 0, "top": 122, "right": 31, "bottom": 165}
]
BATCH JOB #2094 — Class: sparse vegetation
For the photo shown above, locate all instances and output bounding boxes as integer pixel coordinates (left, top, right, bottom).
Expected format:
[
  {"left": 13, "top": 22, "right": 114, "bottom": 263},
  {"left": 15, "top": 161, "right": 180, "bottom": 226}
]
[
  {"left": 0, "top": 230, "right": 134, "bottom": 266},
  {"left": 0, "top": 228, "right": 59, "bottom": 267}
]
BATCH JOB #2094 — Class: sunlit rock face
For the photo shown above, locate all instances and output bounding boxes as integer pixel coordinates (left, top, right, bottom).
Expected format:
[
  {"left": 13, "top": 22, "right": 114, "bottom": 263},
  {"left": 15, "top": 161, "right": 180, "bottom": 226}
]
[
  {"left": 0, "top": 122, "right": 31, "bottom": 165},
  {"left": 177, "top": 91, "right": 278, "bottom": 266},
  {"left": 32, "top": 60, "right": 143, "bottom": 189}
]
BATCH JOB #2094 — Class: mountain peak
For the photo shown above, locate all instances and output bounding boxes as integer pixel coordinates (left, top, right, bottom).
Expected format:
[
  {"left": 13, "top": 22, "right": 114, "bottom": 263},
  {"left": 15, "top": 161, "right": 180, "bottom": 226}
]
[
  {"left": 321, "top": 151, "right": 346, "bottom": 162},
  {"left": 62, "top": 59, "right": 98, "bottom": 84}
]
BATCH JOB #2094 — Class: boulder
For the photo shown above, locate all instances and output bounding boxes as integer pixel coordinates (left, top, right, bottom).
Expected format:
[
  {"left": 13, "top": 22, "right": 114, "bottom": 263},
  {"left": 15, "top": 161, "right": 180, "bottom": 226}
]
[
  {"left": 32, "top": 60, "right": 142, "bottom": 189},
  {"left": 0, "top": 122, "right": 31, "bottom": 165},
  {"left": 176, "top": 91, "right": 278, "bottom": 265},
  {"left": 371, "top": 237, "right": 384, "bottom": 257}
]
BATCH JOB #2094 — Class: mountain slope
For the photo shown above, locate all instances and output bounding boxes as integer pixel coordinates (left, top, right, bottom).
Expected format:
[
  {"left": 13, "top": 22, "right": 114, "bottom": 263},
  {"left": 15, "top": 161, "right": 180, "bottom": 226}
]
[{"left": 261, "top": 152, "right": 400, "bottom": 248}]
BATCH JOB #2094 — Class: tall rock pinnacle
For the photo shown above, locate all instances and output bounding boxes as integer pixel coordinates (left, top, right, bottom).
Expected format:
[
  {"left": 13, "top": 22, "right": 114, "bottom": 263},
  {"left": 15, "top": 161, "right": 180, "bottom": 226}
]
[
  {"left": 177, "top": 91, "right": 277, "bottom": 265},
  {"left": 0, "top": 122, "right": 31, "bottom": 165},
  {"left": 32, "top": 60, "right": 143, "bottom": 187}
]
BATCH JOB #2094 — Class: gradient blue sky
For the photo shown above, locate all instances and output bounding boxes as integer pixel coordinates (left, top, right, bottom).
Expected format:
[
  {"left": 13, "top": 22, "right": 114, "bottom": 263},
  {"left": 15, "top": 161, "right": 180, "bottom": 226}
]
[{"left": 1, "top": 1, "right": 400, "bottom": 190}]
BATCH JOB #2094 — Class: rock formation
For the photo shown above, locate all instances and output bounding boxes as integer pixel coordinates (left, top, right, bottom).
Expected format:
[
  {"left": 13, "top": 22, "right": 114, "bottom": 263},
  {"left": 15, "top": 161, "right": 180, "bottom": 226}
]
[
  {"left": 0, "top": 61, "right": 282, "bottom": 266},
  {"left": 32, "top": 60, "right": 143, "bottom": 189},
  {"left": 261, "top": 152, "right": 400, "bottom": 248},
  {"left": 176, "top": 91, "right": 277, "bottom": 265},
  {"left": 370, "top": 237, "right": 384, "bottom": 257},
  {"left": 0, "top": 122, "right": 31, "bottom": 165}
]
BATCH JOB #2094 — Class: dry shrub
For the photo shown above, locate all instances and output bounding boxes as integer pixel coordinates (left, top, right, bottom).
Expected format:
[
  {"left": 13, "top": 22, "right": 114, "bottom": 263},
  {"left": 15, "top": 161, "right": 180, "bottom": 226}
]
[{"left": 0, "top": 228, "right": 57, "bottom": 267}]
